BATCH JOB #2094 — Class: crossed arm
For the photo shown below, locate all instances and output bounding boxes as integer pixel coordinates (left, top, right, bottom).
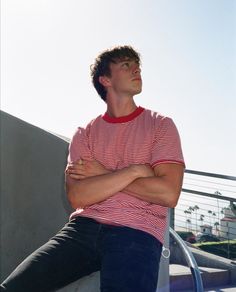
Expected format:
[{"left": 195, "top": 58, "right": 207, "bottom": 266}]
[{"left": 65, "top": 159, "right": 184, "bottom": 209}]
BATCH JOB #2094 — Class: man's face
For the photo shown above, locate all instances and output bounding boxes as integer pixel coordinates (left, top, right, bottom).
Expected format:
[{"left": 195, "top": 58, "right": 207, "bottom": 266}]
[{"left": 107, "top": 57, "right": 142, "bottom": 97}]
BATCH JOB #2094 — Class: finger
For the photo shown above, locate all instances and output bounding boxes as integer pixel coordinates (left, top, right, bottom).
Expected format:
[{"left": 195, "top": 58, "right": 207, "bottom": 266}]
[
  {"left": 69, "top": 160, "right": 82, "bottom": 167},
  {"left": 67, "top": 162, "right": 75, "bottom": 167},
  {"left": 68, "top": 163, "right": 85, "bottom": 170},
  {"left": 66, "top": 167, "right": 76, "bottom": 174},
  {"left": 69, "top": 174, "right": 85, "bottom": 180},
  {"left": 65, "top": 164, "right": 72, "bottom": 171},
  {"left": 71, "top": 167, "right": 86, "bottom": 175},
  {"left": 65, "top": 166, "right": 75, "bottom": 174},
  {"left": 66, "top": 165, "right": 75, "bottom": 172}
]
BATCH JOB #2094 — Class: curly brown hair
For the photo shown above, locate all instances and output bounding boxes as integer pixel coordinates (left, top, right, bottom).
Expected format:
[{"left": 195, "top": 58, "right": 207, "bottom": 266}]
[{"left": 90, "top": 45, "right": 141, "bottom": 102}]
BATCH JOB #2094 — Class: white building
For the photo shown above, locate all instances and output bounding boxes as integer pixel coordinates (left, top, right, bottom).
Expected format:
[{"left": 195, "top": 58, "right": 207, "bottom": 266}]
[
  {"left": 200, "top": 224, "right": 213, "bottom": 235},
  {"left": 220, "top": 207, "right": 236, "bottom": 240}
]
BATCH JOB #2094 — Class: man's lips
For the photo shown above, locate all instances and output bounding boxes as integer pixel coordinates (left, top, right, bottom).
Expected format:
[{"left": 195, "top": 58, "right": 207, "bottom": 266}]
[{"left": 132, "top": 77, "right": 142, "bottom": 81}]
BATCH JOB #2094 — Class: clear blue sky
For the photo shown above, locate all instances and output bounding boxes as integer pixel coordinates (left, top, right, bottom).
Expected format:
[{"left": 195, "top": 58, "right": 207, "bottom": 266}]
[{"left": 1, "top": 0, "right": 236, "bottom": 176}]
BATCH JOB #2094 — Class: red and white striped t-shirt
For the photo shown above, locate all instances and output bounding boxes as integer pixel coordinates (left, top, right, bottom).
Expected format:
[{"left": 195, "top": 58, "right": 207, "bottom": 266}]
[{"left": 68, "top": 106, "right": 185, "bottom": 243}]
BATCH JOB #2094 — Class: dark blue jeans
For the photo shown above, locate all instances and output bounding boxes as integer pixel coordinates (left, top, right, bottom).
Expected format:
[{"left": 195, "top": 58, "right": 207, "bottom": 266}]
[{"left": 1, "top": 217, "right": 162, "bottom": 292}]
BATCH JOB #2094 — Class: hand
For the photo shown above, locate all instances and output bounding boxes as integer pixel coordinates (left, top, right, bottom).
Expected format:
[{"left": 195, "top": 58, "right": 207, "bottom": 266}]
[{"left": 65, "top": 159, "right": 111, "bottom": 180}]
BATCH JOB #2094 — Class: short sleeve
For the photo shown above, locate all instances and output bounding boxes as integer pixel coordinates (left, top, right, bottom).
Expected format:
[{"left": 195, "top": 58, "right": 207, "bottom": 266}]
[
  {"left": 151, "top": 117, "right": 185, "bottom": 168},
  {"left": 67, "top": 126, "right": 93, "bottom": 163}
]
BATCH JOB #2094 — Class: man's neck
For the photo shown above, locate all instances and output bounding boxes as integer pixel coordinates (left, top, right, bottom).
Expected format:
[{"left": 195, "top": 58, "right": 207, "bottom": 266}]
[{"left": 106, "top": 98, "right": 137, "bottom": 118}]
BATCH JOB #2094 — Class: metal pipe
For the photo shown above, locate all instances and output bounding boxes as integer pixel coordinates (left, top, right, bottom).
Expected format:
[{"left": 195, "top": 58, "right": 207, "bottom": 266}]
[
  {"left": 170, "top": 227, "right": 204, "bottom": 292},
  {"left": 185, "top": 169, "right": 236, "bottom": 181}
]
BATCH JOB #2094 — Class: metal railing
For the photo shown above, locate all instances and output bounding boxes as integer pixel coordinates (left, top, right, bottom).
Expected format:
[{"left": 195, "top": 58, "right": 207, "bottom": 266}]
[
  {"left": 170, "top": 227, "right": 204, "bottom": 292},
  {"left": 168, "top": 170, "right": 236, "bottom": 290},
  {"left": 174, "top": 169, "right": 236, "bottom": 259}
]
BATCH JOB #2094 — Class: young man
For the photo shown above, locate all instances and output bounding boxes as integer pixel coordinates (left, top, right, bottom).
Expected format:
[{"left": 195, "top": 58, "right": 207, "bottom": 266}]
[{"left": 1, "top": 46, "right": 185, "bottom": 292}]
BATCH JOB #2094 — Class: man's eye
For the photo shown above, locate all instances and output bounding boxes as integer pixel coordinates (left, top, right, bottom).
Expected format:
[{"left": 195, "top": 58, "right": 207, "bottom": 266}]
[{"left": 122, "top": 63, "right": 129, "bottom": 68}]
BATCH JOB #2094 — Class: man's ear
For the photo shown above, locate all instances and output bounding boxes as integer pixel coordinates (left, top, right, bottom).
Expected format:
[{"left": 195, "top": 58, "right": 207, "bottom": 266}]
[{"left": 99, "top": 76, "right": 111, "bottom": 87}]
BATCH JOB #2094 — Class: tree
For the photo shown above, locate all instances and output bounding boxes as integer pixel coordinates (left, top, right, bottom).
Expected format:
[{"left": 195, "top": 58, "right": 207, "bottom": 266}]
[
  {"left": 208, "top": 210, "right": 213, "bottom": 226},
  {"left": 214, "top": 222, "right": 220, "bottom": 236},
  {"left": 230, "top": 202, "right": 236, "bottom": 216},
  {"left": 215, "top": 191, "right": 222, "bottom": 224},
  {"left": 188, "top": 206, "right": 194, "bottom": 232},
  {"left": 188, "top": 206, "right": 194, "bottom": 213},
  {"left": 193, "top": 205, "right": 200, "bottom": 232},
  {"left": 199, "top": 214, "right": 205, "bottom": 225},
  {"left": 184, "top": 209, "right": 191, "bottom": 231},
  {"left": 186, "top": 219, "right": 191, "bottom": 231}
]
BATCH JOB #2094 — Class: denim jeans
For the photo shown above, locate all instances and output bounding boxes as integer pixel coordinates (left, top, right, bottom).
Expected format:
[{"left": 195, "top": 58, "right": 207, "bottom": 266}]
[{"left": 0, "top": 217, "right": 163, "bottom": 292}]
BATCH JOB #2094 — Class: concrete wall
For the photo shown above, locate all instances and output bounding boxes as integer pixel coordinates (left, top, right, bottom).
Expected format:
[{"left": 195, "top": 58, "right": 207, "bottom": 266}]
[
  {"left": 0, "top": 111, "right": 71, "bottom": 281},
  {"left": 0, "top": 111, "right": 169, "bottom": 291}
]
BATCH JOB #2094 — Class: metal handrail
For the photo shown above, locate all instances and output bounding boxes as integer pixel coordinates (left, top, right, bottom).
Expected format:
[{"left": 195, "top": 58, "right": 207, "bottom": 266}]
[
  {"left": 185, "top": 169, "right": 236, "bottom": 181},
  {"left": 169, "top": 227, "right": 204, "bottom": 292},
  {"left": 181, "top": 188, "right": 236, "bottom": 202}
]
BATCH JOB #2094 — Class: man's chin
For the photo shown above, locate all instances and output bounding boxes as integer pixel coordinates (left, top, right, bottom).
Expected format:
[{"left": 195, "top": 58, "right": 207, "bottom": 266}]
[{"left": 134, "top": 88, "right": 142, "bottom": 95}]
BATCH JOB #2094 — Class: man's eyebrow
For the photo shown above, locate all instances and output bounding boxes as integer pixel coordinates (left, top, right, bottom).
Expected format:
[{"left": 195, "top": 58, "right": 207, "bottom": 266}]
[{"left": 121, "top": 58, "right": 132, "bottom": 62}]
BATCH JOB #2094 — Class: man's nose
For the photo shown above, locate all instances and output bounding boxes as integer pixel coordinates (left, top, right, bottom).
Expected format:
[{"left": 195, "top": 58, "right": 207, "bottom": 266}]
[{"left": 132, "top": 65, "right": 141, "bottom": 75}]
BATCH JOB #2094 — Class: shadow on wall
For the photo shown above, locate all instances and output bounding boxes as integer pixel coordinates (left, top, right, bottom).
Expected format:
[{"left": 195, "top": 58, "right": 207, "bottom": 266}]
[{"left": 0, "top": 111, "right": 72, "bottom": 281}]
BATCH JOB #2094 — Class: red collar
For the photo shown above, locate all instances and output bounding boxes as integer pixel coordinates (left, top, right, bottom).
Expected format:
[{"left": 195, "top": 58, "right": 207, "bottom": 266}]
[{"left": 102, "top": 106, "right": 144, "bottom": 123}]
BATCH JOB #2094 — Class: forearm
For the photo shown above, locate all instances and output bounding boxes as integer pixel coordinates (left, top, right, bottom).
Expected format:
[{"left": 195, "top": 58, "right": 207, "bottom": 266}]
[
  {"left": 66, "top": 165, "right": 141, "bottom": 209},
  {"left": 124, "top": 174, "right": 183, "bottom": 208},
  {"left": 66, "top": 158, "right": 183, "bottom": 209}
]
